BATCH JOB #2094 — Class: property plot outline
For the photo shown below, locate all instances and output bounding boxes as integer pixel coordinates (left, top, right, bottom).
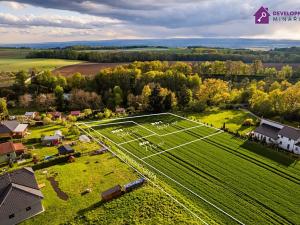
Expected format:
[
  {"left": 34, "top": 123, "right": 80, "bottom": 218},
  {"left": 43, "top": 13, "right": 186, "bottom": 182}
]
[
  {"left": 76, "top": 113, "right": 246, "bottom": 225},
  {"left": 75, "top": 124, "right": 209, "bottom": 225}
]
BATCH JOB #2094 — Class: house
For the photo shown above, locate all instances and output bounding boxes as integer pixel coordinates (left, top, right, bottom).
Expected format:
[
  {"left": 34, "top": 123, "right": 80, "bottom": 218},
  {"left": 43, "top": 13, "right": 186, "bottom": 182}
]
[
  {"left": 47, "top": 112, "right": 62, "bottom": 120},
  {"left": 24, "top": 112, "right": 38, "bottom": 120},
  {"left": 0, "top": 142, "right": 27, "bottom": 163},
  {"left": 115, "top": 107, "right": 126, "bottom": 114},
  {"left": 0, "top": 121, "right": 28, "bottom": 138},
  {"left": 253, "top": 6, "right": 271, "bottom": 24},
  {"left": 70, "top": 111, "right": 81, "bottom": 117},
  {"left": 253, "top": 119, "right": 300, "bottom": 154},
  {"left": 58, "top": 145, "right": 74, "bottom": 155},
  {"left": 41, "top": 135, "right": 61, "bottom": 146},
  {"left": 0, "top": 167, "right": 44, "bottom": 225}
]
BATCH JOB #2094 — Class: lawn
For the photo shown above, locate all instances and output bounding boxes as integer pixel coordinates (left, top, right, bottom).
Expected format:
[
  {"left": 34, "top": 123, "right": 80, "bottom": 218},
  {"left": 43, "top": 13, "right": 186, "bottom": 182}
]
[
  {"left": 0, "top": 58, "right": 82, "bottom": 72},
  {"left": 185, "top": 108, "right": 258, "bottom": 134},
  {"left": 79, "top": 113, "right": 300, "bottom": 225},
  {"left": 21, "top": 154, "right": 203, "bottom": 225}
]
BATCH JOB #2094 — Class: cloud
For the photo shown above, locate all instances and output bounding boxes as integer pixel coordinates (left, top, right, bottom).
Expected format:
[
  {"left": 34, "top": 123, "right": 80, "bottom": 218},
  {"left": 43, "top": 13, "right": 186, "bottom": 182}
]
[
  {"left": 1, "top": 0, "right": 267, "bottom": 28},
  {"left": 3, "top": 1, "right": 27, "bottom": 10},
  {"left": 0, "top": 12, "right": 121, "bottom": 29},
  {"left": 1, "top": 0, "right": 300, "bottom": 43}
]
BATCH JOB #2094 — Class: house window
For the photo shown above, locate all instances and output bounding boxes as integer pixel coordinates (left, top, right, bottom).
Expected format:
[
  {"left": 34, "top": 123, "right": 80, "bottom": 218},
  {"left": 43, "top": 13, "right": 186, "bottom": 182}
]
[
  {"left": 287, "top": 144, "right": 290, "bottom": 150},
  {"left": 6, "top": 154, "right": 10, "bottom": 157},
  {"left": 279, "top": 141, "right": 282, "bottom": 144},
  {"left": 9, "top": 214, "right": 15, "bottom": 219},
  {"left": 26, "top": 206, "right": 31, "bottom": 211}
]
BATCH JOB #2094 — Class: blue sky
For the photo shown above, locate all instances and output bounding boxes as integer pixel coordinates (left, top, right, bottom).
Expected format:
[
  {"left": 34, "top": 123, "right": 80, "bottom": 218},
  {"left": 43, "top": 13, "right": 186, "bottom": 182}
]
[{"left": 0, "top": 0, "right": 300, "bottom": 43}]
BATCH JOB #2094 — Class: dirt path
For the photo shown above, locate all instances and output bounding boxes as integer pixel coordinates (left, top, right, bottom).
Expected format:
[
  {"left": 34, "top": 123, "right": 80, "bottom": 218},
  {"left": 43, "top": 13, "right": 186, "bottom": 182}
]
[{"left": 47, "top": 176, "right": 69, "bottom": 201}]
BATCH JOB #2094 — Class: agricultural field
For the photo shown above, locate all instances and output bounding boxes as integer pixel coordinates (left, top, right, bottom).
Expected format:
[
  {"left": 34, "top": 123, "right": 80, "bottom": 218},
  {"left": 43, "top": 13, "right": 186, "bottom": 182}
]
[
  {"left": 0, "top": 58, "right": 82, "bottom": 72},
  {"left": 52, "top": 62, "right": 127, "bottom": 77},
  {"left": 77, "top": 113, "right": 300, "bottom": 225}
]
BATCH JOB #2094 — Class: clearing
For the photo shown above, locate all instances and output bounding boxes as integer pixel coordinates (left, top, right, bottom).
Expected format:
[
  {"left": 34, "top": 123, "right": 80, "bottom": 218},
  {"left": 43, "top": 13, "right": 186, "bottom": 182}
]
[{"left": 77, "top": 112, "right": 300, "bottom": 225}]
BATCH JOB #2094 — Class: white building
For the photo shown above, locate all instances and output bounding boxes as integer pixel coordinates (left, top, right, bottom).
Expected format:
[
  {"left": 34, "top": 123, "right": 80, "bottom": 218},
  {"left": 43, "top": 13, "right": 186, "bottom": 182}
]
[{"left": 253, "top": 119, "right": 300, "bottom": 154}]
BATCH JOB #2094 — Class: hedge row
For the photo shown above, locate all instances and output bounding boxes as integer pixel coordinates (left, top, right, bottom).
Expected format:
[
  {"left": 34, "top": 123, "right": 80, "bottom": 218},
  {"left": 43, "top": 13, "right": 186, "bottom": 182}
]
[{"left": 32, "top": 152, "right": 81, "bottom": 170}]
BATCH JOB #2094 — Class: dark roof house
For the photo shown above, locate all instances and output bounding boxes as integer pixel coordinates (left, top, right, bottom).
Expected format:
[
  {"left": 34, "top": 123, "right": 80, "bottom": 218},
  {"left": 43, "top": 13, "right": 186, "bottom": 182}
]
[
  {"left": 58, "top": 145, "right": 74, "bottom": 155},
  {"left": 0, "top": 167, "right": 44, "bottom": 225},
  {"left": 0, "top": 121, "right": 28, "bottom": 138}
]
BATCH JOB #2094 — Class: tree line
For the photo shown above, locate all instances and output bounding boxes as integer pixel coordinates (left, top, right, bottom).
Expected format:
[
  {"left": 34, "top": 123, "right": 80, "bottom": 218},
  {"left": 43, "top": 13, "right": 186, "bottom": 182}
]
[
  {"left": 0, "top": 61, "right": 299, "bottom": 121},
  {"left": 26, "top": 46, "right": 300, "bottom": 63}
]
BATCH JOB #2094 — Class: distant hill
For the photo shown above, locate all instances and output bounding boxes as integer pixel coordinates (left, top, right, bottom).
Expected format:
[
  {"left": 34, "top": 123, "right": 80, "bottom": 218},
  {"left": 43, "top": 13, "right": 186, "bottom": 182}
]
[{"left": 2, "top": 38, "right": 300, "bottom": 49}]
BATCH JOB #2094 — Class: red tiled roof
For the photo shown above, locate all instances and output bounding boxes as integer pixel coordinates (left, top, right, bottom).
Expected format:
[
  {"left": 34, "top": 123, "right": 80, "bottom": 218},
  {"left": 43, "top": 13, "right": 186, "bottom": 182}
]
[
  {"left": 12, "top": 143, "right": 26, "bottom": 152},
  {"left": 0, "top": 142, "right": 26, "bottom": 155},
  {"left": 71, "top": 111, "right": 81, "bottom": 116},
  {"left": 0, "top": 142, "right": 15, "bottom": 155}
]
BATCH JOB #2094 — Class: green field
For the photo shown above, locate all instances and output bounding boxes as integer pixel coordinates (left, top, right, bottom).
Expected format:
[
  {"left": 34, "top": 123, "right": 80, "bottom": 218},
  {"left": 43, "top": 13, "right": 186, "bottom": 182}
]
[
  {"left": 20, "top": 153, "right": 203, "bottom": 225},
  {"left": 0, "top": 58, "right": 82, "bottom": 72},
  {"left": 78, "top": 113, "right": 300, "bottom": 225},
  {"left": 186, "top": 108, "right": 258, "bottom": 135}
]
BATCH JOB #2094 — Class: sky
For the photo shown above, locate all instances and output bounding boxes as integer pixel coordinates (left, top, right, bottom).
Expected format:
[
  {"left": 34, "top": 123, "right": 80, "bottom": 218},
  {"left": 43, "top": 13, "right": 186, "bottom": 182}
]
[{"left": 0, "top": 0, "right": 300, "bottom": 43}]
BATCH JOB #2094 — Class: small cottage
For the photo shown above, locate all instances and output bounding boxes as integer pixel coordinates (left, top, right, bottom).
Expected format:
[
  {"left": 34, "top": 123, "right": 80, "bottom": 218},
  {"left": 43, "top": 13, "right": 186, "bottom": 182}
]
[
  {"left": 115, "top": 107, "right": 126, "bottom": 114},
  {"left": 101, "top": 185, "right": 122, "bottom": 202},
  {"left": 70, "top": 111, "right": 81, "bottom": 117},
  {"left": 41, "top": 135, "right": 61, "bottom": 146},
  {"left": 58, "top": 145, "right": 74, "bottom": 155},
  {"left": 47, "top": 112, "right": 62, "bottom": 120},
  {"left": 0, "top": 121, "right": 28, "bottom": 138},
  {"left": 24, "top": 112, "right": 38, "bottom": 120}
]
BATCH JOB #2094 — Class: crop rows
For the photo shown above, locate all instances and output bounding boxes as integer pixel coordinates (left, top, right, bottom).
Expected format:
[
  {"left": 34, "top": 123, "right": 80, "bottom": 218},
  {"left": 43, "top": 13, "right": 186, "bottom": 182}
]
[{"left": 82, "top": 114, "right": 300, "bottom": 225}]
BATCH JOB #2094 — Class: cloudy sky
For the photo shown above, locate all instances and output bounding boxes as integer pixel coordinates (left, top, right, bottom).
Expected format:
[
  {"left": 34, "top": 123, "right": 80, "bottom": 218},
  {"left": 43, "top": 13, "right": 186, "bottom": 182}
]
[{"left": 0, "top": 0, "right": 300, "bottom": 43}]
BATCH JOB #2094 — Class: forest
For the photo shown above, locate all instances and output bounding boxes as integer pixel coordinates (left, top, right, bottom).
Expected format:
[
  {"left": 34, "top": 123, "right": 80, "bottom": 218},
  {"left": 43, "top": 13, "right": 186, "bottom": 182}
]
[
  {"left": 26, "top": 46, "right": 300, "bottom": 63},
  {"left": 0, "top": 60, "right": 299, "bottom": 122}
]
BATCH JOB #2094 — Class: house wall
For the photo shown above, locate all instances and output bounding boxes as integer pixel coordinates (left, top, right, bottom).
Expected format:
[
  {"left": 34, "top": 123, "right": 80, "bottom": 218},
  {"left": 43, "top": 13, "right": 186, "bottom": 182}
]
[
  {"left": 0, "top": 152, "right": 16, "bottom": 164},
  {"left": 253, "top": 132, "right": 276, "bottom": 144},
  {"left": 0, "top": 132, "right": 12, "bottom": 138},
  {"left": 278, "top": 136, "right": 296, "bottom": 152},
  {"left": 0, "top": 201, "right": 43, "bottom": 225}
]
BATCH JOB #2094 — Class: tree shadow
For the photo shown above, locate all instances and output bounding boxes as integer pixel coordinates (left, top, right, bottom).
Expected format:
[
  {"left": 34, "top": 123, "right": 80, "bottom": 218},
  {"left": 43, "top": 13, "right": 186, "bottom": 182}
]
[{"left": 240, "top": 140, "right": 298, "bottom": 167}]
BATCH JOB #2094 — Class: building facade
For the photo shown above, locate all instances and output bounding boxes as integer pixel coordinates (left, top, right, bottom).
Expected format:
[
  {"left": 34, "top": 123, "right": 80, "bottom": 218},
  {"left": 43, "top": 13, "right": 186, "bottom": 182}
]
[{"left": 253, "top": 119, "right": 300, "bottom": 154}]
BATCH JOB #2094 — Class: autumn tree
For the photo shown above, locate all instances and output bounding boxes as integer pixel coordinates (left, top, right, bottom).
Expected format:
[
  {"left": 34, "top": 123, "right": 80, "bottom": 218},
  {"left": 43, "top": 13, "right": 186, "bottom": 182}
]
[
  {"left": 0, "top": 98, "right": 8, "bottom": 120},
  {"left": 19, "top": 94, "right": 33, "bottom": 108}
]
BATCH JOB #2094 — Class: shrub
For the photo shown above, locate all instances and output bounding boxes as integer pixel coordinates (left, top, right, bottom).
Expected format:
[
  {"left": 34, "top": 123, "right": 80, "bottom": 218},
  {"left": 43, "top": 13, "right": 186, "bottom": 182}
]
[{"left": 243, "top": 118, "right": 254, "bottom": 126}]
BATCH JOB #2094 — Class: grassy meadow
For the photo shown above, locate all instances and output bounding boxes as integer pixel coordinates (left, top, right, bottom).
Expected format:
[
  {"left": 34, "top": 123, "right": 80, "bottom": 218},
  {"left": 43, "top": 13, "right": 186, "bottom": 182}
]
[
  {"left": 20, "top": 154, "right": 204, "bottom": 225},
  {"left": 186, "top": 108, "right": 258, "bottom": 134},
  {"left": 0, "top": 58, "right": 82, "bottom": 72}
]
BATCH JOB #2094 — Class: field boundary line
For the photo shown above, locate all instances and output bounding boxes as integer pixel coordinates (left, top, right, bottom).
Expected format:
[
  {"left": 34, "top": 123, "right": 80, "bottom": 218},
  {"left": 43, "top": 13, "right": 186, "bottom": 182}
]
[
  {"left": 82, "top": 112, "right": 170, "bottom": 124},
  {"left": 159, "top": 124, "right": 204, "bottom": 137},
  {"left": 80, "top": 122, "right": 245, "bottom": 225},
  {"left": 141, "top": 130, "right": 223, "bottom": 160},
  {"left": 89, "top": 120, "right": 136, "bottom": 127},
  {"left": 76, "top": 122, "right": 209, "bottom": 225},
  {"left": 118, "top": 124, "right": 204, "bottom": 145},
  {"left": 168, "top": 113, "right": 222, "bottom": 132},
  {"left": 131, "top": 121, "right": 158, "bottom": 135}
]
